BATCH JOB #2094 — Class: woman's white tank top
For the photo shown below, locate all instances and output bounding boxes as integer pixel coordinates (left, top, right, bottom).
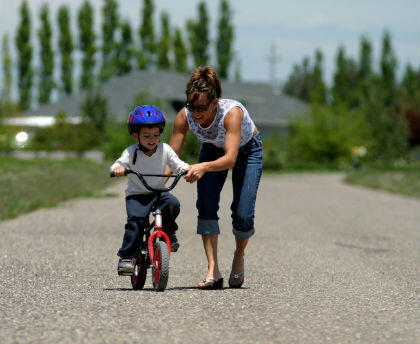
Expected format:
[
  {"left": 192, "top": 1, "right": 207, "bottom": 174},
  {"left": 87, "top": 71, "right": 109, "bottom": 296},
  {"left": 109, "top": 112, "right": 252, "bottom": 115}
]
[{"left": 185, "top": 98, "right": 255, "bottom": 149}]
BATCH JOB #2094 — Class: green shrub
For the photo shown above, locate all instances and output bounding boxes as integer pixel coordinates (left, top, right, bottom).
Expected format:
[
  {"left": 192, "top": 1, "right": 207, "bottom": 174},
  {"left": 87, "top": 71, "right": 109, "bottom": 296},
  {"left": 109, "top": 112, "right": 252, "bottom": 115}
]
[
  {"left": 0, "top": 126, "right": 14, "bottom": 152},
  {"left": 179, "top": 131, "right": 200, "bottom": 163},
  {"left": 102, "top": 120, "right": 135, "bottom": 160},
  {"left": 361, "top": 84, "right": 409, "bottom": 162},
  {"left": 29, "top": 110, "right": 100, "bottom": 153},
  {"left": 262, "top": 134, "right": 285, "bottom": 170},
  {"left": 286, "top": 104, "right": 373, "bottom": 166}
]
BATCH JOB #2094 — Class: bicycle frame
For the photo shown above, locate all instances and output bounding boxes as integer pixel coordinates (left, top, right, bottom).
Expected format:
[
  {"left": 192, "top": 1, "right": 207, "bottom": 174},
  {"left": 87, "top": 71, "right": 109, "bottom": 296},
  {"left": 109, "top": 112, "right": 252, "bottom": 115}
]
[
  {"left": 111, "top": 168, "right": 187, "bottom": 264},
  {"left": 147, "top": 192, "right": 172, "bottom": 263}
]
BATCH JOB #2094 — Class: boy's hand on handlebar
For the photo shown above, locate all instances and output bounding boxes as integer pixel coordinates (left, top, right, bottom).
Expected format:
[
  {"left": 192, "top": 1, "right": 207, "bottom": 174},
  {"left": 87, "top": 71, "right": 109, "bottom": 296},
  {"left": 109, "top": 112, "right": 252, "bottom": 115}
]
[{"left": 113, "top": 166, "right": 125, "bottom": 177}]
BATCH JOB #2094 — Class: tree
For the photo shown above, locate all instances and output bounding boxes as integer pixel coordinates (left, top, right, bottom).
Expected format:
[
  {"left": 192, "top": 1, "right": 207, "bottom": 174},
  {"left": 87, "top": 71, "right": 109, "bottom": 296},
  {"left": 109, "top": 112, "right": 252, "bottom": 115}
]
[
  {"left": 78, "top": 0, "right": 96, "bottom": 90},
  {"left": 38, "top": 4, "right": 54, "bottom": 104},
  {"left": 358, "top": 36, "right": 373, "bottom": 82},
  {"left": 100, "top": 0, "right": 119, "bottom": 81},
  {"left": 1, "top": 33, "right": 12, "bottom": 103},
  {"left": 81, "top": 89, "right": 109, "bottom": 133},
  {"left": 138, "top": 0, "right": 156, "bottom": 69},
  {"left": 216, "top": 0, "right": 234, "bottom": 79},
  {"left": 331, "top": 45, "right": 358, "bottom": 107},
  {"left": 380, "top": 31, "right": 397, "bottom": 107},
  {"left": 157, "top": 11, "right": 171, "bottom": 70},
  {"left": 234, "top": 55, "right": 242, "bottom": 82},
  {"left": 187, "top": 1, "right": 210, "bottom": 67},
  {"left": 398, "top": 64, "right": 420, "bottom": 110},
  {"left": 361, "top": 80, "right": 408, "bottom": 161},
  {"left": 173, "top": 27, "right": 187, "bottom": 73},
  {"left": 116, "top": 21, "right": 134, "bottom": 76},
  {"left": 397, "top": 64, "right": 420, "bottom": 145},
  {"left": 356, "top": 35, "right": 373, "bottom": 102},
  {"left": 310, "top": 49, "right": 327, "bottom": 104},
  {"left": 15, "top": 0, "right": 33, "bottom": 110},
  {"left": 283, "top": 56, "right": 312, "bottom": 102},
  {"left": 57, "top": 6, "right": 74, "bottom": 95}
]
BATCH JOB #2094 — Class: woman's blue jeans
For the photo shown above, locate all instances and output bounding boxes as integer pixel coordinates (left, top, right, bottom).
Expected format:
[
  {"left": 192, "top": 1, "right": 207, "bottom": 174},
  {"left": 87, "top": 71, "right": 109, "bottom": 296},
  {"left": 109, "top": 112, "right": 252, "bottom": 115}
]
[{"left": 196, "top": 133, "right": 263, "bottom": 239}]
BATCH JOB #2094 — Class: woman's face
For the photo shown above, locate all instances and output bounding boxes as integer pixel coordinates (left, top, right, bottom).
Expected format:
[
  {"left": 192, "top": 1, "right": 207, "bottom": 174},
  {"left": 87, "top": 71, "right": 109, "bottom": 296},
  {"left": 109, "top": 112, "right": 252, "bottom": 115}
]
[{"left": 186, "top": 93, "right": 217, "bottom": 127}]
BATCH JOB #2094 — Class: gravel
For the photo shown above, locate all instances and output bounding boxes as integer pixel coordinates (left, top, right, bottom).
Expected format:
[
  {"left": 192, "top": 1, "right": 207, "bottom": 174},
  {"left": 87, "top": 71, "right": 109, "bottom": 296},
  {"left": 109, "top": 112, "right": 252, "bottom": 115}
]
[{"left": 1, "top": 173, "right": 419, "bottom": 343}]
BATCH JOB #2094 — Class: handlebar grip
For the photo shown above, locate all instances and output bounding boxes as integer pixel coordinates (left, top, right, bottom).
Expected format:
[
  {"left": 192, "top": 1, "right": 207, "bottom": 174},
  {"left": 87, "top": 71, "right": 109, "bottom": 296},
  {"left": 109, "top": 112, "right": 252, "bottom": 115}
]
[{"left": 110, "top": 169, "right": 132, "bottom": 178}]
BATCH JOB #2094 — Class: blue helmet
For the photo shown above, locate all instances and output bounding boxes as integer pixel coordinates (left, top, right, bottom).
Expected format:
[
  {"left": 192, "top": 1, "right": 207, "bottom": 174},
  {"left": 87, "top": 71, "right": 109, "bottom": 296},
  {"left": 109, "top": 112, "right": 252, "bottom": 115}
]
[{"left": 128, "top": 105, "right": 166, "bottom": 134}]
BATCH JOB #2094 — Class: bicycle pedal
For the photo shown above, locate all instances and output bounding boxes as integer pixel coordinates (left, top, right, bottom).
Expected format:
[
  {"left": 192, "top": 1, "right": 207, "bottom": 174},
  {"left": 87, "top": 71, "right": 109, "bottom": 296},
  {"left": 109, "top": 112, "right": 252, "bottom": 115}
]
[{"left": 171, "top": 242, "right": 180, "bottom": 252}]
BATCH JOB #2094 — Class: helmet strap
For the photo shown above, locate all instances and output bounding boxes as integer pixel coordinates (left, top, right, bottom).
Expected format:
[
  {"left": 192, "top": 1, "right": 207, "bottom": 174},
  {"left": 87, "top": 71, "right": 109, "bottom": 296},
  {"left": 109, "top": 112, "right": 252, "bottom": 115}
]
[{"left": 132, "top": 130, "right": 152, "bottom": 165}]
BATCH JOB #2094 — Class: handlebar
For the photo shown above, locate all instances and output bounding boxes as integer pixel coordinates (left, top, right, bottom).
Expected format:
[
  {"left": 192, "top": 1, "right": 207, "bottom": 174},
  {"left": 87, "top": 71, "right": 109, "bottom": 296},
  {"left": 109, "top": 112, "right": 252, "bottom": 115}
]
[{"left": 110, "top": 169, "right": 187, "bottom": 192}]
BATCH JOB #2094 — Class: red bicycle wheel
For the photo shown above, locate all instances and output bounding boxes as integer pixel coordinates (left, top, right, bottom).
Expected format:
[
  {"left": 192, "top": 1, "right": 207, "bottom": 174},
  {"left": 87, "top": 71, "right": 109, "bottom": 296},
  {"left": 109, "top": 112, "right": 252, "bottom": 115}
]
[{"left": 152, "top": 240, "right": 169, "bottom": 291}]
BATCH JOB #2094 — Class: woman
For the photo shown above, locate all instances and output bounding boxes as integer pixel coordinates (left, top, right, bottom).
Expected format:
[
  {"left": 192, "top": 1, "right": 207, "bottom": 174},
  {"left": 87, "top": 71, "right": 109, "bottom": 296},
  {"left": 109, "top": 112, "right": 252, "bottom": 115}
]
[{"left": 170, "top": 66, "right": 263, "bottom": 289}]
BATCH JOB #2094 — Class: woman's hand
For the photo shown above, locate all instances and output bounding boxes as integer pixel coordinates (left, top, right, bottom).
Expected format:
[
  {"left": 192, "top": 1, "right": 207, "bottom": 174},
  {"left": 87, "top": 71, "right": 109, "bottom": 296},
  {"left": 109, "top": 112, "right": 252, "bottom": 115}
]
[
  {"left": 113, "top": 166, "right": 125, "bottom": 177},
  {"left": 184, "top": 163, "right": 208, "bottom": 183}
]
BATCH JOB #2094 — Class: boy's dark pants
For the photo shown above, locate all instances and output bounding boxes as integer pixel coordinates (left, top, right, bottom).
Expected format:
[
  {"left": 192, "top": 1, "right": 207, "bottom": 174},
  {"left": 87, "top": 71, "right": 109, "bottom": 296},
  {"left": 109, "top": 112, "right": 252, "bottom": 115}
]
[{"left": 117, "top": 192, "right": 180, "bottom": 259}]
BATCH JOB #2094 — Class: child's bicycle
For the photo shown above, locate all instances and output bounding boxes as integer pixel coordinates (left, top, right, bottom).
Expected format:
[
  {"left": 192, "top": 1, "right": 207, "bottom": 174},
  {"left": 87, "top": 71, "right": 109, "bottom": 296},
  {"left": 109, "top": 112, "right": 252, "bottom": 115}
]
[{"left": 111, "top": 169, "right": 187, "bottom": 292}]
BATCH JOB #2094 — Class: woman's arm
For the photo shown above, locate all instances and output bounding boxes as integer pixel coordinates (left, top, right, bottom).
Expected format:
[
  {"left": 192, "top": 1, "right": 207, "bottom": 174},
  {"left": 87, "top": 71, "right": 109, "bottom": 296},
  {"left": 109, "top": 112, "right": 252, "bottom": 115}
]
[
  {"left": 169, "top": 108, "right": 189, "bottom": 156},
  {"left": 185, "top": 107, "right": 243, "bottom": 183},
  {"left": 165, "top": 109, "right": 189, "bottom": 176}
]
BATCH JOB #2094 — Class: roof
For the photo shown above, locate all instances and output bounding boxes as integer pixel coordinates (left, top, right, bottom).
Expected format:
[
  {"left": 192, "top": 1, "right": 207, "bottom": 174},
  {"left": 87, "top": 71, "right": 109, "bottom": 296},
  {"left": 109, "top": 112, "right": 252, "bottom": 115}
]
[{"left": 16, "top": 70, "right": 308, "bottom": 127}]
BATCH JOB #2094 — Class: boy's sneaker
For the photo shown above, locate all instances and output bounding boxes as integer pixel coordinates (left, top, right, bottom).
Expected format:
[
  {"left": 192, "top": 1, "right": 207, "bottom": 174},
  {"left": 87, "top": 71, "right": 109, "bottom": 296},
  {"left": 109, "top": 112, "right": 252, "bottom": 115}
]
[
  {"left": 118, "top": 258, "right": 134, "bottom": 276},
  {"left": 169, "top": 233, "right": 180, "bottom": 252}
]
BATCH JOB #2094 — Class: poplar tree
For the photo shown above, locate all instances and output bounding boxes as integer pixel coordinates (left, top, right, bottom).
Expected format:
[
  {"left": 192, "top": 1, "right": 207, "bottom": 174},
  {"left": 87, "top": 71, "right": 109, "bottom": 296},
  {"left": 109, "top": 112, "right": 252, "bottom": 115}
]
[
  {"left": 187, "top": 1, "right": 210, "bottom": 67},
  {"left": 398, "top": 64, "right": 420, "bottom": 109},
  {"left": 38, "top": 4, "right": 54, "bottom": 104},
  {"left": 331, "top": 46, "right": 358, "bottom": 107},
  {"left": 216, "top": 0, "right": 234, "bottom": 79},
  {"left": 310, "top": 49, "right": 327, "bottom": 104},
  {"left": 157, "top": 11, "right": 171, "bottom": 70},
  {"left": 173, "top": 27, "right": 187, "bottom": 73},
  {"left": 1, "top": 33, "right": 12, "bottom": 103},
  {"left": 58, "top": 5, "right": 74, "bottom": 95},
  {"left": 116, "top": 21, "right": 134, "bottom": 76},
  {"left": 138, "top": 0, "right": 155, "bottom": 69},
  {"left": 78, "top": 0, "right": 96, "bottom": 90},
  {"left": 283, "top": 56, "right": 312, "bottom": 102},
  {"left": 380, "top": 31, "right": 397, "bottom": 106},
  {"left": 358, "top": 36, "right": 373, "bottom": 82},
  {"left": 234, "top": 56, "right": 242, "bottom": 82},
  {"left": 356, "top": 35, "right": 373, "bottom": 101},
  {"left": 15, "top": 0, "right": 33, "bottom": 110},
  {"left": 100, "top": 0, "right": 119, "bottom": 81}
]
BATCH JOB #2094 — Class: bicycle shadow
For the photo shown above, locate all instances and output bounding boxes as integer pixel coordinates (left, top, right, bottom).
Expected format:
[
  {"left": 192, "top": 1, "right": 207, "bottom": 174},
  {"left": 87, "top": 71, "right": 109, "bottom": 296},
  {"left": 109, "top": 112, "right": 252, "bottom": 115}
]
[{"left": 103, "top": 286, "right": 248, "bottom": 292}]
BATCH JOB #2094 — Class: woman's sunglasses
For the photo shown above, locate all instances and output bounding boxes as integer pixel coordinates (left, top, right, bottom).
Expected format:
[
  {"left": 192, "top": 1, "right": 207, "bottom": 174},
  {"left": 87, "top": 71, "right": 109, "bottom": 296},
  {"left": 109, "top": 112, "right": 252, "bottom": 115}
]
[{"left": 185, "top": 101, "right": 212, "bottom": 113}]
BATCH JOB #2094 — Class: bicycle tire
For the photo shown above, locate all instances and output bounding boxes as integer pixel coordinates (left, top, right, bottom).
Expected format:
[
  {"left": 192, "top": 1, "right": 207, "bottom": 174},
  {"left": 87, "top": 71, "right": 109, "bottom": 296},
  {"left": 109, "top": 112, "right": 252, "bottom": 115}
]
[
  {"left": 152, "top": 240, "right": 169, "bottom": 291},
  {"left": 131, "top": 254, "right": 148, "bottom": 290}
]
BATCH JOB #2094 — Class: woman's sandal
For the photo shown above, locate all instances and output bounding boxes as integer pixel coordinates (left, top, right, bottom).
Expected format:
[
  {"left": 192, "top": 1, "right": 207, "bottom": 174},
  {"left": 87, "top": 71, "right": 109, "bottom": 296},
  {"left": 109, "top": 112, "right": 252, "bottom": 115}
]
[
  {"left": 197, "top": 277, "right": 224, "bottom": 290},
  {"left": 229, "top": 270, "right": 245, "bottom": 288}
]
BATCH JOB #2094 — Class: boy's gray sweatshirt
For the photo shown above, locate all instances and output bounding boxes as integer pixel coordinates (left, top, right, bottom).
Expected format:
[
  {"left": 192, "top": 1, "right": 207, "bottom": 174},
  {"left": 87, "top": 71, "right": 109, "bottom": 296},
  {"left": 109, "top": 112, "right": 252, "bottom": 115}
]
[{"left": 110, "top": 142, "right": 189, "bottom": 196}]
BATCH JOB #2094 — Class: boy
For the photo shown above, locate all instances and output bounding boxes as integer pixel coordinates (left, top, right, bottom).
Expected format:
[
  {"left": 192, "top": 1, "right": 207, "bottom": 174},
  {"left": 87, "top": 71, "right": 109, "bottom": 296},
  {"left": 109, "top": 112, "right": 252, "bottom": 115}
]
[{"left": 111, "top": 105, "right": 189, "bottom": 275}]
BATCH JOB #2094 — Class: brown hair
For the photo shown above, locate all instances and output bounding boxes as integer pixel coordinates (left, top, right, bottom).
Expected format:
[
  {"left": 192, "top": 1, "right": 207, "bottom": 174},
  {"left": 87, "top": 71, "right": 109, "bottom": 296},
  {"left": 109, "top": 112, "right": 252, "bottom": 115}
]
[{"left": 186, "top": 66, "right": 222, "bottom": 103}]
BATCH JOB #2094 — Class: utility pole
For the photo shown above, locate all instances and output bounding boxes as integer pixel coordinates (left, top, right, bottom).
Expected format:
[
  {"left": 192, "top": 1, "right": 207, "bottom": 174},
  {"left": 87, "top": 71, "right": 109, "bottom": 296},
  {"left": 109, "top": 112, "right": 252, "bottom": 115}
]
[{"left": 265, "top": 43, "right": 281, "bottom": 94}]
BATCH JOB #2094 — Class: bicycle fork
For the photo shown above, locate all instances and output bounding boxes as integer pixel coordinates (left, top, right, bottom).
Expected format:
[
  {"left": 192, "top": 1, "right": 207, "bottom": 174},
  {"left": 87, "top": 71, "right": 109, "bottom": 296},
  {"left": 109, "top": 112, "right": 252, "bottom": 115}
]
[{"left": 148, "top": 207, "right": 171, "bottom": 265}]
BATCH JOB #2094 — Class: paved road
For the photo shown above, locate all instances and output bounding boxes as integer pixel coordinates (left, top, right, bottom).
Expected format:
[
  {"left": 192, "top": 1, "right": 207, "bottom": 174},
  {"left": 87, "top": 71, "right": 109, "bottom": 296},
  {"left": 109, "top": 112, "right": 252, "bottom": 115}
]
[{"left": 1, "top": 173, "right": 419, "bottom": 343}]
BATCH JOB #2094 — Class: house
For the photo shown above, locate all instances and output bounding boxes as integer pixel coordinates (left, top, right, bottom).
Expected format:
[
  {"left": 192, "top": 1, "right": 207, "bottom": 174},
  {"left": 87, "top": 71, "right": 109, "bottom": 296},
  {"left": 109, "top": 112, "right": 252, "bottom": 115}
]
[{"left": 5, "top": 70, "right": 308, "bottom": 138}]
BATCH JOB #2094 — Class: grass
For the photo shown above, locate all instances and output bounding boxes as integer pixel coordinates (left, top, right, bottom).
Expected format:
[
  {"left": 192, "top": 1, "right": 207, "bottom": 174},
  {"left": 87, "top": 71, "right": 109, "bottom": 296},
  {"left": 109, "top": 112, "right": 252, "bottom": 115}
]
[
  {"left": 0, "top": 156, "right": 112, "bottom": 220},
  {"left": 344, "top": 161, "right": 420, "bottom": 198}
]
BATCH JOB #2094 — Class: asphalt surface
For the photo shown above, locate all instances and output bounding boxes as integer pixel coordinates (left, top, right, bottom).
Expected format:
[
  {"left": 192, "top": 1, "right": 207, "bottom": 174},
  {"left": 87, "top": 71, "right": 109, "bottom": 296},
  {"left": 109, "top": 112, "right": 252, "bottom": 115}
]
[{"left": 1, "top": 173, "right": 419, "bottom": 344}]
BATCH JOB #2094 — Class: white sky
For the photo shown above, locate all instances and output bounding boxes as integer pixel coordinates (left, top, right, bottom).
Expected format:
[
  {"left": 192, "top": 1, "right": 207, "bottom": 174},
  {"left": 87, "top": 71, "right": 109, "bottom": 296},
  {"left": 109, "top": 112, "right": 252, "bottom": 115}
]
[{"left": 0, "top": 0, "right": 419, "bottom": 89}]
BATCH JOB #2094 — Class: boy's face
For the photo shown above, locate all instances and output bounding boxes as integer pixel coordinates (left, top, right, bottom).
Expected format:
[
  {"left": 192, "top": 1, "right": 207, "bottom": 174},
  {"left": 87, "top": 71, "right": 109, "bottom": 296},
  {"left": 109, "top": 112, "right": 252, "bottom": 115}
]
[{"left": 133, "top": 126, "right": 160, "bottom": 151}]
